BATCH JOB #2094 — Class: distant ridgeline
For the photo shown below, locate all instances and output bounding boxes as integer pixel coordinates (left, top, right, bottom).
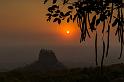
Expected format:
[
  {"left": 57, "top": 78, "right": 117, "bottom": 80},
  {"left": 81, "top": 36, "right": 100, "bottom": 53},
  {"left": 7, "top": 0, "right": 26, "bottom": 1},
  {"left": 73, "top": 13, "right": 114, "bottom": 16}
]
[{"left": 15, "top": 49, "right": 65, "bottom": 72}]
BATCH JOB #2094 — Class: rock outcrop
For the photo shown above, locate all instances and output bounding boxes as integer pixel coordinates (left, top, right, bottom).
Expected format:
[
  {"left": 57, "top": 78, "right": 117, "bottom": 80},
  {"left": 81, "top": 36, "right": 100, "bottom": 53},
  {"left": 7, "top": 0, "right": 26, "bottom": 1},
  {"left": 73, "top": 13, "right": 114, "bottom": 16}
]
[{"left": 22, "top": 49, "right": 65, "bottom": 72}]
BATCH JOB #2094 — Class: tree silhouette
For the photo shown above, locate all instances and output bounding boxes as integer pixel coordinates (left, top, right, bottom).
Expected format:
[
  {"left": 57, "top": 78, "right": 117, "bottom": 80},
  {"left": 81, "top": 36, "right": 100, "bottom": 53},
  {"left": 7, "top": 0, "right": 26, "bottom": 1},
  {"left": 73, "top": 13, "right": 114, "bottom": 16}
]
[{"left": 43, "top": 0, "right": 124, "bottom": 68}]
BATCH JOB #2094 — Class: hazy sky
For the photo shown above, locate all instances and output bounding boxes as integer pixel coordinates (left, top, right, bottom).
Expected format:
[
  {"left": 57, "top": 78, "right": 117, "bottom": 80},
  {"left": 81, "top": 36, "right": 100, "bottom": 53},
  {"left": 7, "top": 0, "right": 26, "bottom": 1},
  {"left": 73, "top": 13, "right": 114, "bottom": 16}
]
[
  {"left": 0, "top": 0, "right": 119, "bottom": 47},
  {"left": 0, "top": 0, "right": 123, "bottom": 71},
  {"left": 0, "top": 0, "right": 82, "bottom": 47},
  {"left": 0, "top": 0, "right": 83, "bottom": 70}
]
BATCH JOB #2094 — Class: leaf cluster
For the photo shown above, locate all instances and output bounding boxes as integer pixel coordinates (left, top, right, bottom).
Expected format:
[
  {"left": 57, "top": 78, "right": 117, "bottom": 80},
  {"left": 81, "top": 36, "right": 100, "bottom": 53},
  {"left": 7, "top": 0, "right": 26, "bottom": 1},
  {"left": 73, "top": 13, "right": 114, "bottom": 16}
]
[{"left": 43, "top": 0, "right": 124, "bottom": 68}]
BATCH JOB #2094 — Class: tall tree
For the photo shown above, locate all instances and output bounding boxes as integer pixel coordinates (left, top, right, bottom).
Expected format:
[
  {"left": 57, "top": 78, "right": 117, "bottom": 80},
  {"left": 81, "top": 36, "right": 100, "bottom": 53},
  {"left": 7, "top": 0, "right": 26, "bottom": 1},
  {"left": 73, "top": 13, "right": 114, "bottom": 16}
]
[{"left": 43, "top": 0, "right": 124, "bottom": 67}]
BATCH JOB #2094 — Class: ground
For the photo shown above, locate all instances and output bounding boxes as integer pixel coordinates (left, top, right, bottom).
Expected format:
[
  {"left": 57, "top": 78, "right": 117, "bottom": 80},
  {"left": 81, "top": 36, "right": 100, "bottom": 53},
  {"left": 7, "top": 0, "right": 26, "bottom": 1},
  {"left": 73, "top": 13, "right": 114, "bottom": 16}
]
[{"left": 0, "top": 63, "right": 124, "bottom": 82}]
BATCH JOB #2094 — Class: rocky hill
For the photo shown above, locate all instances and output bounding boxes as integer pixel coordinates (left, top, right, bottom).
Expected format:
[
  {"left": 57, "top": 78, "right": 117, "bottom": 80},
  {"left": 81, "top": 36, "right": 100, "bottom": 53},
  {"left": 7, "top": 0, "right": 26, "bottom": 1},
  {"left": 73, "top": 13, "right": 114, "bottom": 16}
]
[{"left": 17, "top": 49, "right": 65, "bottom": 72}]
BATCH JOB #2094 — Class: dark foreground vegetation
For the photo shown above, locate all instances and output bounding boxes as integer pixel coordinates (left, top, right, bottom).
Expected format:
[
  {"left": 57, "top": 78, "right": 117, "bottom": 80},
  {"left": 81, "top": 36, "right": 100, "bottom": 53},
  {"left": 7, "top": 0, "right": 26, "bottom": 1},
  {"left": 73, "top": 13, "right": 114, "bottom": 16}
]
[{"left": 1, "top": 63, "right": 124, "bottom": 82}]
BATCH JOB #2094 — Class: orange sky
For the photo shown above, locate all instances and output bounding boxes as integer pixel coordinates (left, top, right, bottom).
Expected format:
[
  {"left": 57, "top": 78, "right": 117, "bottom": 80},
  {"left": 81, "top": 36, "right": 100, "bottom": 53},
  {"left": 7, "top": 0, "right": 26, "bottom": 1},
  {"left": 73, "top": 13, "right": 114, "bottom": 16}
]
[
  {"left": 0, "top": 0, "right": 121, "bottom": 47},
  {"left": 0, "top": 0, "right": 124, "bottom": 70},
  {"left": 0, "top": 0, "right": 83, "bottom": 47}
]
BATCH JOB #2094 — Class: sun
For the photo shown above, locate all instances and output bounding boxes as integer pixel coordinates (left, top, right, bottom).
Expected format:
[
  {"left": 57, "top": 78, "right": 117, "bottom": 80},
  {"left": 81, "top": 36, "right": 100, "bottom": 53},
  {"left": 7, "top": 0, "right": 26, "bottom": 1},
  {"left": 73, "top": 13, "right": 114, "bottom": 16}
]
[
  {"left": 66, "top": 30, "right": 70, "bottom": 34},
  {"left": 58, "top": 23, "right": 78, "bottom": 38}
]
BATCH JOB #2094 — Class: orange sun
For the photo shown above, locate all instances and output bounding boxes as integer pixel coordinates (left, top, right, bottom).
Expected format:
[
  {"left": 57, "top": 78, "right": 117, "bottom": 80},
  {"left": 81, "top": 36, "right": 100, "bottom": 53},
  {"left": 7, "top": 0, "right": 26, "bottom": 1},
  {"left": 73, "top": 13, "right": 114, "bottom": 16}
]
[
  {"left": 58, "top": 23, "right": 78, "bottom": 38},
  {"left": 66, "top": 30, "right": 70, "bottom": 34}
]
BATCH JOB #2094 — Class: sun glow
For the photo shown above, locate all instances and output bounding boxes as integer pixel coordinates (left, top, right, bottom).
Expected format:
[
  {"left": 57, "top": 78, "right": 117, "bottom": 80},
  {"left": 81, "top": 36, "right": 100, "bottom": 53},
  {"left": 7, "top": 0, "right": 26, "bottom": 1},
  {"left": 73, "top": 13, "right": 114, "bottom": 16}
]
[
  {"left": 58, "top": 23, "right": 78, "bottom": 38},
  {"left": 66, "top": 30, "right": 70, "bottom": 34}
]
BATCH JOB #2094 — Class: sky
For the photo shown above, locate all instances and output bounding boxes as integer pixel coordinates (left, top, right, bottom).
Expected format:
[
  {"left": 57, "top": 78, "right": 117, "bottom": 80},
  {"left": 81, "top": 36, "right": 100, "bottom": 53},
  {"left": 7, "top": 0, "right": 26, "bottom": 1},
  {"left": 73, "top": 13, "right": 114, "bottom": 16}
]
[
  {"left": 0, "top": 0, "right": 124, "bottom": 71},
  {"left": 0, "top": 0, "right": 119, "bottom": 47},
  {"left": 0, "top": 0, "right": 83, "bottom": 70},
  {"left": 0, "top": 0, "right": 81, "bottom": 47}
]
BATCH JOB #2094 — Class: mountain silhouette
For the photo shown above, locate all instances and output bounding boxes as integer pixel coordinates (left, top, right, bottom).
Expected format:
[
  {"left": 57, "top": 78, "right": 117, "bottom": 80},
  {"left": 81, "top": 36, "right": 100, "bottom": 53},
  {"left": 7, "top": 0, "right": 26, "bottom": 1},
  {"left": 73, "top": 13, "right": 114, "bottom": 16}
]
[{"left": 16, "top": 49, "right": 65, "bottom": 72}]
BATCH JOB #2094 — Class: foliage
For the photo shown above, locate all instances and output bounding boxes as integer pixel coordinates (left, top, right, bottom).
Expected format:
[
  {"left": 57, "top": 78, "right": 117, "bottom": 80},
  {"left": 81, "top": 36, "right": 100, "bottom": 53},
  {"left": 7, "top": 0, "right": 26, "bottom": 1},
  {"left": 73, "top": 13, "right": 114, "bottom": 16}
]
[{"left": 43, "top": 0, "right": 124, "bottom": 67}]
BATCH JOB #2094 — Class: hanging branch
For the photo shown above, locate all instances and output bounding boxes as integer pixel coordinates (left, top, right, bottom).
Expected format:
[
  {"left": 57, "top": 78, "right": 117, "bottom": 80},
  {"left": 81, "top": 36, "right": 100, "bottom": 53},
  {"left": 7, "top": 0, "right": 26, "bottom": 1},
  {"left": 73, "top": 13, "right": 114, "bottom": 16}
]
[
  {"left": 106, "top": 25, "right": 110, "bottom": 57},
  {"left": 118, "top": 5, "right": 124, "bottom": 59},
  {"left": 43, "top": 0, "right": 124, "bottom": 67},
  {"left": 101, "top": 36, "right": 105, "bottom": 72},
  {"left": 95, "top": 31, "right": 98, "bottom": 65}
]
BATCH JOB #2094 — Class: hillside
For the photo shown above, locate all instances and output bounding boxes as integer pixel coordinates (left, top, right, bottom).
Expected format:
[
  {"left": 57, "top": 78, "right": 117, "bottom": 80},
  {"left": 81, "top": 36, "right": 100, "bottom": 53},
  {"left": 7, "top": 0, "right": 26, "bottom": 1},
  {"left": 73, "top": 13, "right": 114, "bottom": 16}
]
[{"left": 0, "top": 63, "right": 124, "bottom": 82}]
